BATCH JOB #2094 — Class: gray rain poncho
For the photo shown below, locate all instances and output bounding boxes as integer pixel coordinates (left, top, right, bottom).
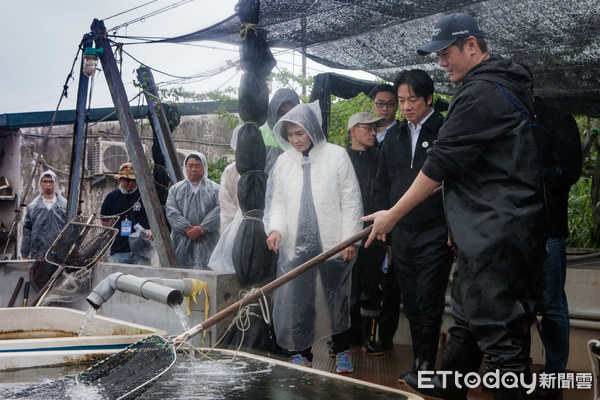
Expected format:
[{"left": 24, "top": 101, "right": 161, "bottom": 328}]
[
  {"left": 265, "top": 101, "right": 363, "bottom": 352},
  {"left": 166, "top": 153, "right": 220, "bottom": 269},
  {"left": 21, "top": 170, "right": 67, "bottom": 259}
]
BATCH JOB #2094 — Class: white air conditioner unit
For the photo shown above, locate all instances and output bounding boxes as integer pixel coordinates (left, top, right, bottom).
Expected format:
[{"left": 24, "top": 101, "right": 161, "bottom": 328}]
[
  {"left": 175, "top": 148, "right": 200, "bottom": 167},
  {"left": 92, "top": 140, "right": 148, "bottom": 175}
]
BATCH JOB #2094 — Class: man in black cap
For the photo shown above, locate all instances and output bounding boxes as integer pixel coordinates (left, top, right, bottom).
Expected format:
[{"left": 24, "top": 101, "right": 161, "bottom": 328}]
[{"left": 364, "top": 13, "right": 546, "bottom": 400}]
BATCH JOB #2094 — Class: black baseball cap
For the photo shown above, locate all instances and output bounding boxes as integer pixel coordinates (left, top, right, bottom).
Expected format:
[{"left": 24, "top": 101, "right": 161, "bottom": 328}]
[{"left": 417, "top": 13, "right": 485, "bottom": 55}]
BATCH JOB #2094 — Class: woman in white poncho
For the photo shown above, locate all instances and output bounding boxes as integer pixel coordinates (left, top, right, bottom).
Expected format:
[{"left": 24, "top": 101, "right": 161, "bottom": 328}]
[
  {"left": 166, "top": 152, "right": 220, "bottom": 269},
  {"left": 265, "top": 101, "right": 363, "bottom": 373}
]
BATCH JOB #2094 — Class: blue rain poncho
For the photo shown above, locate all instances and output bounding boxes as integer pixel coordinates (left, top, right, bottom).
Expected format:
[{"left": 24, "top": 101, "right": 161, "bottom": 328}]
[
  {"left": 265, "top": 101, "right": 363, "bottom": 351},
  {"left": 21, "top": 170, "right": 67, "bottom": 259},
  {"left": 166, "top": 153, "right": 220, "bottom": 269}
]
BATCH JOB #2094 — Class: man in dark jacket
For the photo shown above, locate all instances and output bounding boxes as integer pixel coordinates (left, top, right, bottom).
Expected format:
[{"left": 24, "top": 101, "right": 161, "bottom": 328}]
[
  {"left": 364, "top": 13, "right": 546, "bottom": 399},
  {"left": 375, "top": 69, "right": 453, "bottom": 383},
  {"left": 370, "top": 83, "right": 402, "bottom": 350},
  {"left": 346, "top": 112, "right": 388, "bottom": 355},
  {"left": 532, "top": 91, "right": 582, "bottom": 398},
  {"left": 101, "top": 163, "right": 152, "bottom": 265}
]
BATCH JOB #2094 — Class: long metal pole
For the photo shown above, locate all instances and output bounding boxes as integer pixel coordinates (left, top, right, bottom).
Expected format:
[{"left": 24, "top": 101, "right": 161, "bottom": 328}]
[
  {"left": 136, "top": 66, "right": 182, "bottom": 184},
  {"left": 66, "top": 34, "right": 94, "bottom": 221}
]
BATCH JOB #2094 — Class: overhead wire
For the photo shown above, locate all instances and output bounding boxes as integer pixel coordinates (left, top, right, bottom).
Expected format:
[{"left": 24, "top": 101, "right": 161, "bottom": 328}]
[
  {"left": 107, "top": 0, "right": 196, "bottom": 34},
  {"left": 103, "top": 0, "right": 162, "bottom": 21},
  {"left": 2, "top": 43, "right": 83, "bottom": 256}
]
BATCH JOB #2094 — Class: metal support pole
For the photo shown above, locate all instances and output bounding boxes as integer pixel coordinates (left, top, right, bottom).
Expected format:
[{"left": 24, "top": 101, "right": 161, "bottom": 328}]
[
  {"left": 136, "top": 66, "right": 182, "bottom": 184},
  {"left": 66, "top": 33, "right": 94, "bottom": 221}
]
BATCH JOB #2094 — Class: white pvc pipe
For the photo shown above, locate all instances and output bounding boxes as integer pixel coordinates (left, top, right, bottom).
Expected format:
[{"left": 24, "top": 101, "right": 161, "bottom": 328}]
[{"left": 87, "top": 273, "right": 183, "bottom": 309}]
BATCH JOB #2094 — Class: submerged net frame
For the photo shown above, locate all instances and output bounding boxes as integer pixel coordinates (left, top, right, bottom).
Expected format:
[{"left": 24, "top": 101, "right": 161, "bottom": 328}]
[{"left": 77, "top": 335, "right": 177, "bottom": 400}]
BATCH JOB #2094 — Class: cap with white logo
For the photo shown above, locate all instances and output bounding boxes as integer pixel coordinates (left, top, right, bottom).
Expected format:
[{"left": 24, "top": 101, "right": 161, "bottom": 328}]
[{"left": 417, "top": 13, "right": 485, "bottom": 55}]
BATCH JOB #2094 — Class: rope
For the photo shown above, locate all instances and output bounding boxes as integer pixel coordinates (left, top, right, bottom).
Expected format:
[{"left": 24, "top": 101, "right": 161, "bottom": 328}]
[
  {"left": 587, "top": 340, "right": 600, "bottom": 400},
  {"left": 239, "top": 23, "right": 259, "bottom": 40},
  {"left": 243, "top": 209, "right": 263, "bottom": 223}
]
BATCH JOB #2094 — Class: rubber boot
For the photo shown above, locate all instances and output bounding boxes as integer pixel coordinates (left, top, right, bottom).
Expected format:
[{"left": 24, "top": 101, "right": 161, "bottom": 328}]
[
  {"left": 361, "top": 316, "right": 384, "bottom": 356},
  {"left": 418, "top": 322, "right": 441, "bottom": 372},
  {"left": 405, "top": 333, "right": 483, "bottom": 400},
  {"left": 398, "top": 322, "right": 421, "bottom": 383}
]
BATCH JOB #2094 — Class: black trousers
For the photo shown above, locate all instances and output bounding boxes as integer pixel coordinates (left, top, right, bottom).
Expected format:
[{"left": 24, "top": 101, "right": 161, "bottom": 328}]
[
  {"left": 392, "top": 223, "right": 453, "bottom": 324},
  {"left": 349, "top": 242, "right": 386, "bottom": 341}
]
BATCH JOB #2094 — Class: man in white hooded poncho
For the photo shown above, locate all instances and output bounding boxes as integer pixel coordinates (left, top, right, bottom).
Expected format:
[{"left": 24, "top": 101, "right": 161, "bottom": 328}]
[
  {"left": 21, "top": 170, "right": 67, "bottom": 260},
  {"left": 265, "top": 101, "right": 363, "bottom": 373},
  {"left": 166, "top": 152, "right": 220, "bottom": 269}
]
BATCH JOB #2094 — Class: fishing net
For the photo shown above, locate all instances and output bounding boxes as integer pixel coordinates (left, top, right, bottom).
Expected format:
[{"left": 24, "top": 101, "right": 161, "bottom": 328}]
[
  {"left": 45, "top": 216, "right": 118, "bottom": 269},
  {"left": 31, "top": 215, "right": 118, "bottom": 306},
  {"left": 76, "top": 335, "right": 177, "bottom": 400},
  {"left": 1, "top": 336, "right": 176, "bottom": 400},
  {"left": 38, "top": 267, "right": 95, "bottom": 306}
]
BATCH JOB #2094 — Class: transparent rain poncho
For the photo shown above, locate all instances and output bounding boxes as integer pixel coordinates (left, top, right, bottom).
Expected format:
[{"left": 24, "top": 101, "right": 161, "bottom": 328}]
[
  {"left": 261, "top": 88, "right": 301, "bottom": 175},
  {"left": 166, "top": 153, "right": 220, "bottom": 269},
  {"left": 21, "top": 170, "right": 67, "bottom": 259},
  {"left": 209, "top": 126, "right": 241, "bottom": 274},
  {"left": 265, "top": 101, "right": 363, "bottom": 352}
]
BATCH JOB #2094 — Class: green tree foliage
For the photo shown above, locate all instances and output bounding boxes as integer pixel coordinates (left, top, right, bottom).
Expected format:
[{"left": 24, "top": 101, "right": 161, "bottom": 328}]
[{"left": 207, "top": 157, "right": 230, "bottom": 184}]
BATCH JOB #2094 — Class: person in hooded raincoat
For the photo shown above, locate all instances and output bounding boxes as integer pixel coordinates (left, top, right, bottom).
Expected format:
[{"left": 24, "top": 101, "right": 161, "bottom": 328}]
[
  {"left": 166, "top": 152, "right": 220, "bottom": 269},
  {"left": 365, "top": 13, "right": 546, "bottom": 399},
  {"left": 260, "top": 88, "right": 300, "bottom": 175},
  {"left": 21, "top": 170, "right": 67, "bottom": 259},
  {"left": 265, "top": 101, "right": 363, "bottom": 373}
]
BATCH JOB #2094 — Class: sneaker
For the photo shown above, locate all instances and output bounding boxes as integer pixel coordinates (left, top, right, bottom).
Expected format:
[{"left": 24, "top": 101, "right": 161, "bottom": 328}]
[
  {"left": 336, "top": 350, "right": 354, "bottom": 373},
  {"left": 288, "top": 354, "right": 312, "bottom": 368}
]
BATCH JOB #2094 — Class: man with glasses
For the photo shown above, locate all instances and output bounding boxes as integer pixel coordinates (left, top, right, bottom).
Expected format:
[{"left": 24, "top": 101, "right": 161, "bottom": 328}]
[
  {"left": 374, "top": 69, "right": 453, "bottom": 384},
  {"left": 371, "top": 84, "right": 399, "bottom": 147},
  {"left": 345, "top": 112, "right": 388, "bottom": 356},
  {"left": 100, "top": 162, "right": 153, "bottom": 265},
  {"left": 21, "top": 171, "right": 67, "bottom": 260}
]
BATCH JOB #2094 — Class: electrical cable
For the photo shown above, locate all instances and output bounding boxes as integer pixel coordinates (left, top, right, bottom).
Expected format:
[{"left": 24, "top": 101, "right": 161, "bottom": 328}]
[
  {"left": 103, "top": 0, "right": 162, "bottom": 21},
  {"left": 107, "top": 0, "right": 196, "bottom": 33},
  {"left": 2, "top": 43, "right": 82, "bottom": 257}
]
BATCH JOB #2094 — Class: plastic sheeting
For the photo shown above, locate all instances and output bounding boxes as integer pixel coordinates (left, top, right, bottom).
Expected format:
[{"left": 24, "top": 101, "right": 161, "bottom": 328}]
[
  {"left": 265, "top": 101, "right": 363, "bottom": 351},
  {"left": 156, "top": 0, "right": 600, "bottom": 117}
]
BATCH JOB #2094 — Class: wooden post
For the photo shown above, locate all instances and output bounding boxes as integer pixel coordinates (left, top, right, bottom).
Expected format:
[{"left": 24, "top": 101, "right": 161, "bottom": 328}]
[
  {"left": 136, "top": 66, "right": 183, "bottom": 184},
  {"left": 91, "top": 19, "right": 178, "bottom": 268}
]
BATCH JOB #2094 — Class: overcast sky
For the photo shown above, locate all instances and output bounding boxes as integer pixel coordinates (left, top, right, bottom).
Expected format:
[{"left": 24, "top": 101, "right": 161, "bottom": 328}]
[{"left": 1, "top": 0, "right": 374, "bottom": 114}]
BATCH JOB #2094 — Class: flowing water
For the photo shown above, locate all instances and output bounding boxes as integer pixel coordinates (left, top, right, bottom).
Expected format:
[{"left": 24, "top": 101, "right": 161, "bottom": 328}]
[
  {"left": 78, "top": 307, "right": 97, "bottom": 337},
  {"left": 172, "top": 304, "right": 190, "bottom": 332},
  {"left": 0, "top": 351, "right": 413, "bottom": 400}
]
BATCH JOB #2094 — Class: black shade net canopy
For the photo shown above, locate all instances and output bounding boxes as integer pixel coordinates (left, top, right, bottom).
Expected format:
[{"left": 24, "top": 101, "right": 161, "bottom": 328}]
[{"left": 156, "top": 0, "right": 600, "bottom": 117}]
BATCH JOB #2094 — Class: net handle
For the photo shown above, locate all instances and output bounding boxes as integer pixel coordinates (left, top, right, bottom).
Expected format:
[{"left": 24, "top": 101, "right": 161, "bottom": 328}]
[
  {"left": 174, "top": 225, "right": 373, "bottom": 343},
  {"left": 174, "top": 186, "right": 443, "bottom": 342}
]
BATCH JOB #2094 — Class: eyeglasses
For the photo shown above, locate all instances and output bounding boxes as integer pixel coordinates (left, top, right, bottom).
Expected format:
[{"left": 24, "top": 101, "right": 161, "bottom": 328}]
[
  {"left": 355, "top": 124, "right": 377, "bottom": 132},
  {"left": 186, "top": 164, "right": 204, "bottom": 169},
  {"left": 41, "top": 180, "right": 54, "bottom": 185},
  {"left": 374, "top": 101, "right": 397, "bottom": 109}
]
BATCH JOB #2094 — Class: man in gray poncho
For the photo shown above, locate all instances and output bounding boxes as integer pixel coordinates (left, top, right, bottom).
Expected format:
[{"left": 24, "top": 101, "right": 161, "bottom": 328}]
[
  {"left": 166, "top": 152, "right": 220, "bottom": 269},
  {"left": 21, "top": 171, "right": 67, "bottom": 259}
]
